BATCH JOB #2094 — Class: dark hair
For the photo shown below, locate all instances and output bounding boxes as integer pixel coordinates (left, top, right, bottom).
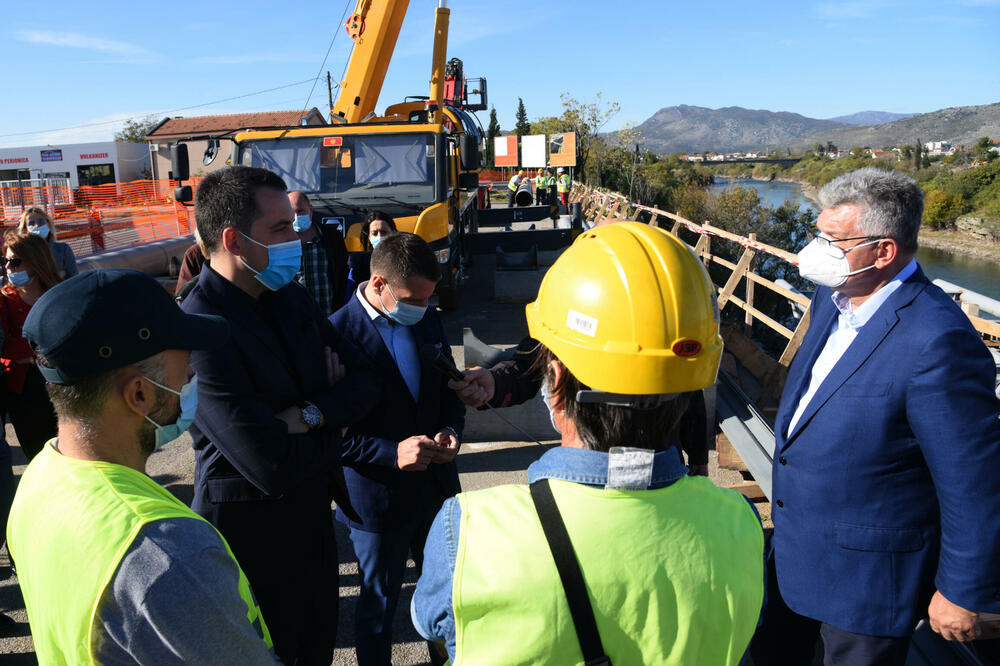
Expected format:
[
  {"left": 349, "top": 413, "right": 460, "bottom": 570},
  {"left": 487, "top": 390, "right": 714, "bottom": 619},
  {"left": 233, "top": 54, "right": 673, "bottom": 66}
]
[
  {"left": 40, "top": 354, "right": 165, "bottom": 434},
  {"left": 533, "top": 344, "right": 687, "bottom": 452},
  {"left": 195, "top": 166, "right": 287, "bottom": 253},
  {"left": 369, "top": 232, "right": 440, "bottom": 285},
  {"left": 3, "top": 231, "right": 63, "bottom": 292},
  {"left": 362, "top": 210, "right": 397, "bottom": 250}
]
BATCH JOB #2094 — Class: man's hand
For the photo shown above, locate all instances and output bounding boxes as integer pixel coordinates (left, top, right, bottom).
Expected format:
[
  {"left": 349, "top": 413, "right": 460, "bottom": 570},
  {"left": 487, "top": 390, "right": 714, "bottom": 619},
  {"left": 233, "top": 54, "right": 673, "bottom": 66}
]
[
  {"left": 276, "top": 406, "right": 309, "bottom": 434},
  {"left": 429, "top": 429, "right": 460, "bottom": 464},
  {"left": 929, "top": 590, "right": 981, "bottom": 642},
  {"left": 397, "top": 435, "right": 437, "bottom": 471},
  {"left": 325, "top": 346, "right": 345, "bottom": 387},
  {"left": 447, "top": 367, "right": 495, "bottom": 407}
]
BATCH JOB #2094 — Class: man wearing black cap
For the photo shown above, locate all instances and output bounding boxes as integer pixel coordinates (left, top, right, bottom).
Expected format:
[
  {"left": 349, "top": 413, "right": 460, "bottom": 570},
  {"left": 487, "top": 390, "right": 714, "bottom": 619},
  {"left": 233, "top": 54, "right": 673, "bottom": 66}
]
[
  {"left": 181, "top": 166, "right": 419, "bottom": 664},
  {"left": 6, "top": 268, "right": 277, "bottom": 664}
]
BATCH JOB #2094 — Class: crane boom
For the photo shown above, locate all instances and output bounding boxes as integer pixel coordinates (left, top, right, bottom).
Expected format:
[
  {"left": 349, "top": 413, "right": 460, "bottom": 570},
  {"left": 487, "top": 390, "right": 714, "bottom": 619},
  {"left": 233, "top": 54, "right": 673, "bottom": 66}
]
[{"left": 332, "top": 0, "right": 410, "bottom": 123}]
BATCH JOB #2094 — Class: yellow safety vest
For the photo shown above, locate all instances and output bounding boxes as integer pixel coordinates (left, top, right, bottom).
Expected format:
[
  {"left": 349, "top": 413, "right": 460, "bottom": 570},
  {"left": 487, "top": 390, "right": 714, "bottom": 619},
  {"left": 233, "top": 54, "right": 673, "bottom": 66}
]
[
  {"left": 534, "top": 174, "right": 546, "bottom": 189},
  {"left": 558, "top": 174, "right": 571, "bottom": 193},
  {"left": 7, "top": 441, "right": 272, "bottom": 664},
  {"left": 508, "top": 176, "right": 520, "bottom": 191},
  {"left": 451, "top": 475, "right": 764, "bottom": 665},
  {"left": 548, "top": 176, "right": 556, "bottom": 188}
]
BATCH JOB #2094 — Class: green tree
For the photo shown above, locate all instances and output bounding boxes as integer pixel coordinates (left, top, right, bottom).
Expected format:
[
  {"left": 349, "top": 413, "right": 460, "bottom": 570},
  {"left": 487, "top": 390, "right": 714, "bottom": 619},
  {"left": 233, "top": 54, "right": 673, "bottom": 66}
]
[
  {"left": 923, "top": 189, "right": 966, "bottom": 229},
  {"left": 514, "top": 98, "right": 531, "bottom": 137},
  {"left": 557, "top": 92, "right": 620, "bottom": 185},
  {"left": 971, "top": 136, "right": 997, "bottom": 163},
  {"left": 913, "top": 140, "right": 922, "bottom": 169},
  {"left": 115, "top": 115, "right": 161, "bottom": 143},
  {"left": 485, "top": 106, "right": 500, "bottom": 168}
]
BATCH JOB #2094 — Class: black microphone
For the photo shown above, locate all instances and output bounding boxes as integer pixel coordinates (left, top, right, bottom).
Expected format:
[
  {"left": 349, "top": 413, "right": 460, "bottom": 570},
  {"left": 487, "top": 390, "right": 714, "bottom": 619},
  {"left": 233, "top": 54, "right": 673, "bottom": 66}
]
[
  {"left": 422, "top": 344, "right": 547, "bottom": 447},
  {"left": 420, "top": 345, "right": 465, "bottom": 382}
]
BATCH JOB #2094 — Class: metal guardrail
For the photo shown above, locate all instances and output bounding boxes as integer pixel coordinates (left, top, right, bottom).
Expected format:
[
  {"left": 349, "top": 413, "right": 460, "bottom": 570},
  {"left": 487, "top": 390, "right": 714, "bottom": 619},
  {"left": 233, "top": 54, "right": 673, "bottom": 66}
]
[{"left": 715, "top": 370, "right": 776, "bottom": 500}]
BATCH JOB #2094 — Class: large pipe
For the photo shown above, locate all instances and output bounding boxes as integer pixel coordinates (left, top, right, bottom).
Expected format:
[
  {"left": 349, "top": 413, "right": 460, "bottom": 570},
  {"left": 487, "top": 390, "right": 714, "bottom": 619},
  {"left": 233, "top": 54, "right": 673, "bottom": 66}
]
[
  {"left": 515, "top": 182, "right": 533, "bottom": 207},
  {"left": 76, "top": 235, "right": 194, "bottom": 277},
  {"left": 429, "top": 1, "right": 450, "bottom": 125}
]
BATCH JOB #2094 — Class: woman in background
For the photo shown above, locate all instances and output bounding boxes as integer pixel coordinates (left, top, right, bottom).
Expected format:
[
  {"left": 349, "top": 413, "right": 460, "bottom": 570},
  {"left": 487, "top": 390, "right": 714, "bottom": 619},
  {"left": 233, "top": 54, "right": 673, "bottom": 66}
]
[
  {"left": 346, "top": 210, "right": 398, "bottom": 300},
  {"left": 0, "top": 232, "right": 61, "bottom": 461},
  {"left": 18, "top": 207, "right": 78, "bottom": 279}
]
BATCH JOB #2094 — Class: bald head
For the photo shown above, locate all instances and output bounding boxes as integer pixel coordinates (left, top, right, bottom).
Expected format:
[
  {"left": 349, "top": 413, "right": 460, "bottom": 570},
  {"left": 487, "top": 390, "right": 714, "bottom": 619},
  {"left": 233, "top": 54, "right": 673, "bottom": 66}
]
[{"left": 288, "top": 191, "right": 312, "bottom": 217}]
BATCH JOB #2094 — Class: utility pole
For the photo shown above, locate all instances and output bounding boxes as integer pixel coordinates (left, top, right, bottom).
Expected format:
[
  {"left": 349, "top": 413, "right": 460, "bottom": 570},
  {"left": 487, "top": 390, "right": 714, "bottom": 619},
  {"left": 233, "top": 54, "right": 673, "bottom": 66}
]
[{"left": 327, "top": 71, "right": 334, "bottom": 119}]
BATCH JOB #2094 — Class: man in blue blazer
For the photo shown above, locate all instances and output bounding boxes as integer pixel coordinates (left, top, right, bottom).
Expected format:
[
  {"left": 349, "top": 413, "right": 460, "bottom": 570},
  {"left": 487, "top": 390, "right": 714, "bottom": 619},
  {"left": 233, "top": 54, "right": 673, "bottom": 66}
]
[
  {"left": 182, "top": 166, "right": 389, "bottom": 664},
  {"left": 753, "top": 168, "right": 1000, "bottom": 665},
  {"left": 330, "top": 232, "right": 465, "bottom": 666}
]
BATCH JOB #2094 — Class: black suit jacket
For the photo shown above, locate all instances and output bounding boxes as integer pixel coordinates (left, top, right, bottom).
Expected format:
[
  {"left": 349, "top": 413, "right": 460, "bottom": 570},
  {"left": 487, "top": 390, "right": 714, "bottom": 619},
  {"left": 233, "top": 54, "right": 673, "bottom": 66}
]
[{"left": 330, "top": 291, "right": 466, "bottom": 533}]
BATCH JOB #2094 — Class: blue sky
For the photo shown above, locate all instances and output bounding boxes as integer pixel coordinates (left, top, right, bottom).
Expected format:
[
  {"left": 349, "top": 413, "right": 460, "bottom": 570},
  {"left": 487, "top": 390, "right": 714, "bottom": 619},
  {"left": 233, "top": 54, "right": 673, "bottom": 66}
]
[{"left": 2, "top": 0, "right": 998, "bottom": 149}]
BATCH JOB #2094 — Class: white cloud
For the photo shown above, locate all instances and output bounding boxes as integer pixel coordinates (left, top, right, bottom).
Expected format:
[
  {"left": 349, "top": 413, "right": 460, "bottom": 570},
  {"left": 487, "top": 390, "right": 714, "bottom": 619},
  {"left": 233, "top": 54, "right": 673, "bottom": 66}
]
[{"left": 13, "top": 30, "right": 157, "bottom": 60}]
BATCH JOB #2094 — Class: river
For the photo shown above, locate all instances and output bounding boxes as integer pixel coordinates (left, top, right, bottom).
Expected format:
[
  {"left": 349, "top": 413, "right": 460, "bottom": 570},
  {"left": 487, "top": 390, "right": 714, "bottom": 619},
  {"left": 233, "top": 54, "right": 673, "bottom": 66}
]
[{"left": 710, "top": 176, "right": 1000, "bottom": 303}]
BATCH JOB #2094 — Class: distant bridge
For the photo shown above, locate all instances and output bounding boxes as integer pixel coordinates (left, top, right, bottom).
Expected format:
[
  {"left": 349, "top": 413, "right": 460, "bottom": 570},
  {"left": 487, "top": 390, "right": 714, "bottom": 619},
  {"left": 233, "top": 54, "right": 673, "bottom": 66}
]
[{"left": 701, "top": 158, "right": 803, "bottom": 168}]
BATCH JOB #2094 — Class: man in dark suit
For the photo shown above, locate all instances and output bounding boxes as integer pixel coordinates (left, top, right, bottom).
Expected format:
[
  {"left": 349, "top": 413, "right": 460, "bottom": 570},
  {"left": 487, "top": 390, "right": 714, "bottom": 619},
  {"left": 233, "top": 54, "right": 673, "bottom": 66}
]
[
  {"left": 330, "top": 232, "right": 465, "bottom": 666},
  {"left": 290, "top": 191, "right": 350, "bottom": 315},
  {"left": 753, "top": 167, "right": 1000, "bottom": 665},
  {"left": 181, "top": 166, "right": 400, "bottom": 664}
]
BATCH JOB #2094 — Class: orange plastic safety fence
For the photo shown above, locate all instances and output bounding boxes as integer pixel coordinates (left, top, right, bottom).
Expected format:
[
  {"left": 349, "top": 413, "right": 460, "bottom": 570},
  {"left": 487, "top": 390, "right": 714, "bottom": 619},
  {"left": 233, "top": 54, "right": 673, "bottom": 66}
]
[{"left": 0, "top": 179, "right": 204, "bottom": 258}]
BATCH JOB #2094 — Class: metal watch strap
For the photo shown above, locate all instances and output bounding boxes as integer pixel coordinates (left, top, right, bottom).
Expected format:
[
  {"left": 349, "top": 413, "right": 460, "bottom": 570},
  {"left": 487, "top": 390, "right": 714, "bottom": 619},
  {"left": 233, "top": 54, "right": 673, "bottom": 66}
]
[{"left": 529, "top": 478, "right": 612, "bottom": 666}]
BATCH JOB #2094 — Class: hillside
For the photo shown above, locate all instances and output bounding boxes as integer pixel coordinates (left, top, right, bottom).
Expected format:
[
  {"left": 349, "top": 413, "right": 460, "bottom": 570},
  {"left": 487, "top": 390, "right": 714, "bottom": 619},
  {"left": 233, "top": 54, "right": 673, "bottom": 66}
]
[
  {"left": 798, "top": 103, "right": 1000, "bottom": 150},
  {"left": 635, "top": 105, "right": 846, "bottom": 153},
  {"left": 826, "top": 111, "right": 915, "bottom": 125}
]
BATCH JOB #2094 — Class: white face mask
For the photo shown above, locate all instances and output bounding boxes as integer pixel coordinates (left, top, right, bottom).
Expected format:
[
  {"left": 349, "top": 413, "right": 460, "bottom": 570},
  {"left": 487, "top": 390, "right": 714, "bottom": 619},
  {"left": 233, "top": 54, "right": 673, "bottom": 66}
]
[
  {"left": 797, "top": 234, "right": 883, "bottom": 288},
  {"left": 540, "top": 379, "right": 561, "bottom": 434}
]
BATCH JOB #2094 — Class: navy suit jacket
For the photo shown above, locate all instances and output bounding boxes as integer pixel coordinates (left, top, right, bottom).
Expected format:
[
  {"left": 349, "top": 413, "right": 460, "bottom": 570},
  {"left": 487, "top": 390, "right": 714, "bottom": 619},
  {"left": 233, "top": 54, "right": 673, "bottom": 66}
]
[
  {"left": 772, "top": 266, "right": 1000, "bottom": 636},
  {"left": 330, "top": 290, "right": 465, "bottom": 533}
]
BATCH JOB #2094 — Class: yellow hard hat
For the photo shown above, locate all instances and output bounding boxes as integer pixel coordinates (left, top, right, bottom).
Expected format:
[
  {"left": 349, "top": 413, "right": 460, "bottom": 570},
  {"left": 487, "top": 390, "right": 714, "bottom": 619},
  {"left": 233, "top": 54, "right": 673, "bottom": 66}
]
[
  {"left": 518, "top": 169, "right": 524, "bottom": 175},
  {"left": 526, "top": 222, "right": 721, "bottom": 397}
]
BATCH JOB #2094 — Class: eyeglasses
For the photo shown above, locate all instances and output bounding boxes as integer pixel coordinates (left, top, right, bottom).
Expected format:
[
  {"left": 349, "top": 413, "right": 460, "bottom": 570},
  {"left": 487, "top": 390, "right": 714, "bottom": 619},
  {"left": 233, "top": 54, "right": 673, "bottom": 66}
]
[
  {"left": 1, "top": 257, "right": 23, "bottom": 270},
  {"left": 808, "top": 232, "right": 883, "bottom": 250}
]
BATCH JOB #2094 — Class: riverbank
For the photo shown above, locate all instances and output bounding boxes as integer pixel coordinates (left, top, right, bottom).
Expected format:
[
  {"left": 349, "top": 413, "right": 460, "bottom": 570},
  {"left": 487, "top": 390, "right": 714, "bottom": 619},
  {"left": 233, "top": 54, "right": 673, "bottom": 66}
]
[{"left": 918, "top": 229, "right": 1000, "bottom": 262}]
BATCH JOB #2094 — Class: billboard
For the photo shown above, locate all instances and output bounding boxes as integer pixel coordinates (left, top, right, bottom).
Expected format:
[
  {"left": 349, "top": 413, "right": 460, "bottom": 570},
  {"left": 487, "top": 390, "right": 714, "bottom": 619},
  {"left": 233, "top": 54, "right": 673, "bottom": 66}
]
[
  {"left": 41, "top": 149, "right": 63, "bottom": 162},
  {"left": 493, "top": 136, "right": 518, "bottom": 167},
  {"left": 520, "top": 134, "right": 546, "bottom": 167},
  {"left": 548, "top": 132, "right": 577, "bottom": 167}
]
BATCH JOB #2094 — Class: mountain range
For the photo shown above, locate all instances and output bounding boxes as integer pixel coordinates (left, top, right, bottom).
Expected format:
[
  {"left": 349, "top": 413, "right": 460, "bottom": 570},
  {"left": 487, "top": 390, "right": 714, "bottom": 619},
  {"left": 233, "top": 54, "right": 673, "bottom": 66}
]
[{"left": 634, "top": 103, "right": 1000, "bottom": 154}]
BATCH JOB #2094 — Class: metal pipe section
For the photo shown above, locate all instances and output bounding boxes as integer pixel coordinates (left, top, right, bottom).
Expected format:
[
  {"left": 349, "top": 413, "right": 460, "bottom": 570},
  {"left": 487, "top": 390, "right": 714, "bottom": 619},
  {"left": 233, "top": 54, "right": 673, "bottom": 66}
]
[
  {"left": 429, "top": 4, "right": 450, "bottom": 126},
  {"left": 515, "top": 182, "right": 533, "bottom": 207},
  {"left": 933, "top": 278, "right": 1000, "bottom": 318},
  {"left": 76, "top": 235, "right": 194, "bottom": 277}
]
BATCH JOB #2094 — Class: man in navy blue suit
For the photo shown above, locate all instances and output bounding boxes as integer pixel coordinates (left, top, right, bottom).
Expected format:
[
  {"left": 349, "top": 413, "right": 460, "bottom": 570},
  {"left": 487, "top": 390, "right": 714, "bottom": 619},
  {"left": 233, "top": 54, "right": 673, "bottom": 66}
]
[
  {"left": 330, "top": 232, "right": 464, "bottom": 666},
  {"left": 753, "top": 167, "right": 1000, "bottom": 665},
  {"left": 182, "top": 166, "right": 395, "bottom": 664}
]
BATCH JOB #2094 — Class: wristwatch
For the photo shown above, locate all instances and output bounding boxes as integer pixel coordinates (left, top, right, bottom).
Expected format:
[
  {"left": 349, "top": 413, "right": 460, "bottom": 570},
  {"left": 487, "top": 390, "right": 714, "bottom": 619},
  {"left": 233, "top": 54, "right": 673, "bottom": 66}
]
[{"left": 299, "top": 402, "right": 326, "bottom": 431}]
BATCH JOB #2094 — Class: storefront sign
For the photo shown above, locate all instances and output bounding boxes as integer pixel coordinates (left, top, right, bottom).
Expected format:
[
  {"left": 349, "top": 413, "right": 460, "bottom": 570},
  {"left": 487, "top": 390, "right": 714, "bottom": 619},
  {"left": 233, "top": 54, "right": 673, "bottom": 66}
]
[
  {"left": 79, "top": 152, "right": 109, "bottom": 160},
  {"left": 1, "top": 157, "right": 29, "bottom": 164},
  {"left": 41, "top": 149, "right": 63, "bottom": 162}
]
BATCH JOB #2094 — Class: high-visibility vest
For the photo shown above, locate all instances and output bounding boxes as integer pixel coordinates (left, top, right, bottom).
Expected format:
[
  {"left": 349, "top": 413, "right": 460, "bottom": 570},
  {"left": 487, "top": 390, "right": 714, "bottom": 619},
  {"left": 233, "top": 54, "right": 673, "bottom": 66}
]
[
  {"left": 451, "top": 475, "right": 764, "bottom": 665},
  {"left": 534, "top": 174, "right": 546, "bottom": 189},
  {"left": 508, "top": 175, "right": 520, "bottom": 191},
  {"left": 557, "top": 173, "right": 571, "bottom": 193},
  {"left": 548, "top": 176, "right": 556, "bottom": 188},
  {"left": 7, "top": 441, "right": 273, "bottom": 664}
]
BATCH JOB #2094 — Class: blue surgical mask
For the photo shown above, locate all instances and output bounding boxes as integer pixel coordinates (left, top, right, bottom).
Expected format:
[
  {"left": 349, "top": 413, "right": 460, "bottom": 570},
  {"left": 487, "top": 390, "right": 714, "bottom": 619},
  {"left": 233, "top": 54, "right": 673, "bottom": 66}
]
[
  {"left": 239, "top": 232, "right": 302, "bottom": 291},
  {"left": 143, "top": 375, "right": 198, "bottom": 449},
  {"left": 30, "top": 224, "right": 50, "bottom": 239},
  {"left": 292, "top": 214, "right": 312, "bottom": 232},
  {"left": 8, "top": 270, "right": 31, "bottom": 287},
  {"left": 378, "top": 282, "right": 427, "bottom": 326},
  {"left": 369, "top": 235, "right": 383, "bottom": 249}
]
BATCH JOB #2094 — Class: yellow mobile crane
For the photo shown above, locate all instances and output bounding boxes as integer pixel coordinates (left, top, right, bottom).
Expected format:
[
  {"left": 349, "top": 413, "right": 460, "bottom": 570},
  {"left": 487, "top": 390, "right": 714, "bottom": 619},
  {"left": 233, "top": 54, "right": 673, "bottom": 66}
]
[{"left": 174, "top": 0, "right": 487, "bottom": 309}]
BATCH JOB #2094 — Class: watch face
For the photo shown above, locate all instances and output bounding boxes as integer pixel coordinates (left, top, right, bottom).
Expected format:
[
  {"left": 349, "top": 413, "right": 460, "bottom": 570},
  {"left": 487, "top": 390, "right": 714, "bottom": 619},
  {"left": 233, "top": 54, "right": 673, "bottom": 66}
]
[{"left": 303, "top": 405, "right": 322, "bottom": 427}]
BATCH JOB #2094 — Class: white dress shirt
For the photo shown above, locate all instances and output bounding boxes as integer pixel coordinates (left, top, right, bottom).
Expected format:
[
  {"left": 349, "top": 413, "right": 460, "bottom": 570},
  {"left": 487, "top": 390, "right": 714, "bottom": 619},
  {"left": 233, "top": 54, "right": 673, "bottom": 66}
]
[
  {"left": 356, "top": 282, "right": 421, "bottom": 402},
  {"left": 787, "top": 259, "right": 918, "bottom": 436}
]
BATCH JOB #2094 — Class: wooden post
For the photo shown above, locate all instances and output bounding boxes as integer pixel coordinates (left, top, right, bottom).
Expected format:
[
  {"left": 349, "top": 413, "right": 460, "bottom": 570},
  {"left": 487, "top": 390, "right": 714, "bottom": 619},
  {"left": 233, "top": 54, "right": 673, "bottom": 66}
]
[
  {"left": 648, "top": 212, "right": 660, "bottom": 228},
  {"left": 717, "top": 246, "right": 756, "bottom": 309},
  {"left": 693, "top": 234, "right": 710, "bottom": 266},
  {"left": 778, "top": 307, "right": 811, "bottom": 367},
  {"left": 744, "top": 233, "right": 756, "bottom": 335}
]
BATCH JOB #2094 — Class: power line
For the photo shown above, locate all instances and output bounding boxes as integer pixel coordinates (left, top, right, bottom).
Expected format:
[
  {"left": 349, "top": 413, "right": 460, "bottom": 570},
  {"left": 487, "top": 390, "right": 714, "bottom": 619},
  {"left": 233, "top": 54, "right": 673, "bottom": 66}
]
[
  {"left": 303, "top": 0, "right": 355, "bottom": 113},
  {"left": 0, "top": 78, "right": 319, "bottom": 140}
]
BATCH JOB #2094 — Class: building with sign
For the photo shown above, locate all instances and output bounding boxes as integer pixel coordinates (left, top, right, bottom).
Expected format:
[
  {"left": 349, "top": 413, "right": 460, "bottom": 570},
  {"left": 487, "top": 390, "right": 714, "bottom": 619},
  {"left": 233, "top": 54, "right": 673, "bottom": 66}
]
[{"left": 0, "top": 141, "right": 150, "bottom": 188}]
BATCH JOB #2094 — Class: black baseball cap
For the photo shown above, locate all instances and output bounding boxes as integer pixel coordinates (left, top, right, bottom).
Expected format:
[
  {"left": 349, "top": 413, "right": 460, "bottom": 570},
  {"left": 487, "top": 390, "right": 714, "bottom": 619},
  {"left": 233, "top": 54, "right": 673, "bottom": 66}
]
[{"left": 24, "top": 268, "right": 229, "bottom": 385}]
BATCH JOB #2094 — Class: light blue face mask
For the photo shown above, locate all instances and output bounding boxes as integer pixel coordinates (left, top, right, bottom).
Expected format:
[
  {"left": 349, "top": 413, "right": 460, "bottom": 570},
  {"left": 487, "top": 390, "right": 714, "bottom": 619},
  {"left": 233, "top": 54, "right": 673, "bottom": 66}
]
[
  {"left": 540, "top": 379, "right": 561, "bottom": 433},
  {"left": 143, "top": 375, "right": 198, "bottom": 449},
  {"left": 239, "top": 232, "right": 302, "bottom": 291},
  {"left": 369, "top": 235, "right": 383, "bottom": 249},
  {"left": 292, "top": 214, "right": 312, "bottom": 232},
  {"left": 378, "top": 282, "right": 428, "bottom": 326},
  {"left": 29, "top": 224, "right": 50, "bottom": 239},
  {"left": 8, "top": 270, "right": 31, "bottom": 287}
]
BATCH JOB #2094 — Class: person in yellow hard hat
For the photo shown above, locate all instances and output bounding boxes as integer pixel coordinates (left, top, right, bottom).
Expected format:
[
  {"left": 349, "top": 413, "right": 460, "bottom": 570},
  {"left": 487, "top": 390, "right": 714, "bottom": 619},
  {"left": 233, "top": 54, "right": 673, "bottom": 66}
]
[
  {"left": 507, "top": 169, "right": 525, "bottom": 208},
  {"left": 533, "top": 169, "right": 548, "bottom": 205},
  {"left": 412, "top": 222, "right": 765, "bottom": 665}
]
